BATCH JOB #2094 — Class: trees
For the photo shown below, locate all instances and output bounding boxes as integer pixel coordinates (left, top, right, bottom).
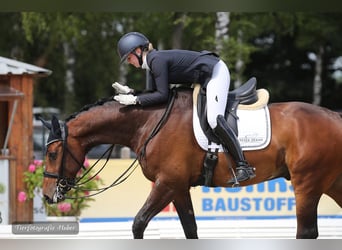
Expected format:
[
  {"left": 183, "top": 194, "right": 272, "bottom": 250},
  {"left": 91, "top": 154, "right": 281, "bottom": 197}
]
[
  {"left": 0, "top": 12, "right": 340, "bottom": 114},
  {"left": 294, "top": 13, "right": 342, "bottom": 106},
  {"left": 243, "top": 13, "right": 342, "bottom": 108},
  {"left": 20, "top": 13, "right": 125, "bottom": 114}
]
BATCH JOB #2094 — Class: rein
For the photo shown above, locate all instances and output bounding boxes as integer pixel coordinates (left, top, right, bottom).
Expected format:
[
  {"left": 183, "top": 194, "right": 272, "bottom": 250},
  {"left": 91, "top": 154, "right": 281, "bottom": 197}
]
[
  {"left": 65, "top": 158, "right": 140, "bottom": 199},
  {"left": 69, "top": 88, "right": 177, "bottom": 199},
  {"left": 48, "top": 88, "right": 178, "bottom": 200},
  {"left": 74, "top": 144, "right": 114, "bottom": 185},
  {"left": 140, "top": 87, "right": 177, "bottom": 158}
]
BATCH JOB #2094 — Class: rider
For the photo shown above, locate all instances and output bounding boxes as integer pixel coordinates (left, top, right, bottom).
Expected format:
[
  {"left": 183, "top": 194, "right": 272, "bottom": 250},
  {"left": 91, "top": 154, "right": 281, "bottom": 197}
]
[{"left": 113, "top": 31, "right": 255, "bottom": 184}]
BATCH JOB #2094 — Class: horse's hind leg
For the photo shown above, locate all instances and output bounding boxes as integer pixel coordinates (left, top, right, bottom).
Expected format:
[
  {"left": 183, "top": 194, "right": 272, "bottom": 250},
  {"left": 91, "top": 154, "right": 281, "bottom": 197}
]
[
  {"left": 132, "top": 179, "right": 175, "bottom": 239},
  {"left": 294, "top": 192, "right": 320, "bottom": 239},
  {"left": 295, "top": 173, "right": 342, "bottom": 239},
  {"left": 173, "top": 190, "right": 198, "bottom": 239}
]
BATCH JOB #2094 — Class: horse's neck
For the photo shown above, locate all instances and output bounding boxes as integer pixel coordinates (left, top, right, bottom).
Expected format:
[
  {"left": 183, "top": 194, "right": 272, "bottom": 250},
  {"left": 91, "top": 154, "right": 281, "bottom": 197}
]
[
  {"left": 67, "top": 90, "right": 193, "bottom": 153},
  {"left": 67, "top": 103, "right": 151, "bottom": 150}
]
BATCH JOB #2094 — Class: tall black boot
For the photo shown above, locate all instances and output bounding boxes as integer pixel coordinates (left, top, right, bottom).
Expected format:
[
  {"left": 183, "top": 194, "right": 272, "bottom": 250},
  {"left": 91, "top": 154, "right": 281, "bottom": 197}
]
[{"left": 213, "top": 115, "right": 256, "bottom": 184}]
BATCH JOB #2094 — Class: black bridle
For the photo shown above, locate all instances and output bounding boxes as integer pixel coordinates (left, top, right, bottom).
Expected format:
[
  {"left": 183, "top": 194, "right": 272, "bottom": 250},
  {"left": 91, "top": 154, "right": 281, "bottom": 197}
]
[
  {"left": 43, "top": 120, "right": 128, "bottom": 202},
  {"left": 43, "top": 122, "right": 82, "bottom": 200}
]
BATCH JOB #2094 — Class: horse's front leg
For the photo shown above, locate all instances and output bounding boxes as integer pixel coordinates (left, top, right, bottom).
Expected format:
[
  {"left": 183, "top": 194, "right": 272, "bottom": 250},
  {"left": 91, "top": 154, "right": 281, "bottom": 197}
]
[
  {"left": 173, "top": 190, "right": 198, "bottom": 239},
  {"left": 132, "top": 179, "right": 175, "bottom": 239}
]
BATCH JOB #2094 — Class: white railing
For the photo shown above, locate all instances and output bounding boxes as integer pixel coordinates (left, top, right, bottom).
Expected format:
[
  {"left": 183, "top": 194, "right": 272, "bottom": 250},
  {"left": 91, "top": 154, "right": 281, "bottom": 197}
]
[{"left": 1, "top": 218, "right": 341, "bottom": 239}]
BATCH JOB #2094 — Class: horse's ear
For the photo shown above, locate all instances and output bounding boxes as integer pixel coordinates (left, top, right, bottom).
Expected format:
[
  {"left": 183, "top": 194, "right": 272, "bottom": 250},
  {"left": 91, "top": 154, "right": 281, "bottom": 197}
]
[
  {"left": 35, "top": 114, "right": 52, "bottom": 130},
  {"left": 51, "top": 115, "right": 62, "bottom": 138}
]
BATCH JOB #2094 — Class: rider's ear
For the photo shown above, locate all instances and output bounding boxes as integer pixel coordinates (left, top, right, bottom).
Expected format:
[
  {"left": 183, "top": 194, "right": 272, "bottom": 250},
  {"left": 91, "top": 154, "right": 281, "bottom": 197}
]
[
  {"left": 135, "top": 47, "right": 142, "bottom": 55},
  {"left": 51, "top": 115, "right": 62, "bottom": 138}
]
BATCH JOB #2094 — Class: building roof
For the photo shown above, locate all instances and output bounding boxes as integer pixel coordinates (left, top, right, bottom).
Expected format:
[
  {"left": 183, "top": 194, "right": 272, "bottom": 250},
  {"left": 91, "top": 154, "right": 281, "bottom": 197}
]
[{"left": 0, "top": 56, "right": 52, "bottom": 76}]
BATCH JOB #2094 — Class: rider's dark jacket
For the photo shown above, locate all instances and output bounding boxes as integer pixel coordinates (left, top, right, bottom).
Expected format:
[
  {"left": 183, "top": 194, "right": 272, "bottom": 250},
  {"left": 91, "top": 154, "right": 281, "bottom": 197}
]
[{"left": 136, "top": 49, "right": 219, "bottom": 106}]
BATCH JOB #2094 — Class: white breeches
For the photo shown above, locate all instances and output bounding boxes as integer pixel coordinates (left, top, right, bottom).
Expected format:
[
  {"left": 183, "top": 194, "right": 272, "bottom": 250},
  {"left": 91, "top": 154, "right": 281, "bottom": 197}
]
[{"left": 206, "top": 60, "right": 230, "bottom": 129}]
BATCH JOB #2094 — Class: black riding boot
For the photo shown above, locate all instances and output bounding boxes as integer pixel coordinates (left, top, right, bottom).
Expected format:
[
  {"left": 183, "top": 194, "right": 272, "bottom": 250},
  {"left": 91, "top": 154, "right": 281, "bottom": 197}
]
[{"left": 213, "top": 115, "right": 256, "bottom": 184}]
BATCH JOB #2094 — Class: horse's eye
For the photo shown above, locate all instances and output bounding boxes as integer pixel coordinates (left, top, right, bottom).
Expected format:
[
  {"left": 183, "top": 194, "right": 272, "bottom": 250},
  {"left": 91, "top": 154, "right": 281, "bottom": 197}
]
[{"left": 48, "top": 152, "right": 57, "bottom": 161}]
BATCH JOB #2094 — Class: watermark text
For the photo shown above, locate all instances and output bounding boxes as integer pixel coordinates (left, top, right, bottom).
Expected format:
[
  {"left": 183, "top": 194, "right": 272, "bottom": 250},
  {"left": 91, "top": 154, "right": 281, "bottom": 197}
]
[{"left": 12, "top": 222, "right": 79, "bottom": 235}]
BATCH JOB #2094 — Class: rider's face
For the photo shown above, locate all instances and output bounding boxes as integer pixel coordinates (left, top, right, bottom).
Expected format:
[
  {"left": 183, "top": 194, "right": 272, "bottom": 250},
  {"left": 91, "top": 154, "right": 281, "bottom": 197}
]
[{"left": 127, "top": 48, "right": 142, "bottom": 68}]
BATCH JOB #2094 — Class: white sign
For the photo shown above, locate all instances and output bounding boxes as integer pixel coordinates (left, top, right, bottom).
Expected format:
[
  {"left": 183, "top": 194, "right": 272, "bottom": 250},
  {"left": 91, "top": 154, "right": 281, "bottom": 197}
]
[
  {"left": 0, "top": 159, "right": 9, "bottom": 224},
  {"left": 33, "top": 188, "right": 46, "bottom": 221}
]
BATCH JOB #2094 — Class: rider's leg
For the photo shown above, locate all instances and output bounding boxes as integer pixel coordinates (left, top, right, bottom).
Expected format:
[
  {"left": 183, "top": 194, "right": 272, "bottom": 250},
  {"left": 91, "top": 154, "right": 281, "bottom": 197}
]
[
  {"left": 206, "top": 60, "right": 255, "bottom": 184},
  {"left": 214, "top": 115, "right": 256, "bottom": 183},
  {"left": 206, "top": 60, "right": 230, "bottom": 129}
]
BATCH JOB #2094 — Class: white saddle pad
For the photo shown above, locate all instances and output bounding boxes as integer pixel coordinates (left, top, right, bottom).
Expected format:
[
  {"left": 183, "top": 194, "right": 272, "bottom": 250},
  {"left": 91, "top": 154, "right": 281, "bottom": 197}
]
[{"left": 193, "top": 106, "right": 272, "bottom": 152}]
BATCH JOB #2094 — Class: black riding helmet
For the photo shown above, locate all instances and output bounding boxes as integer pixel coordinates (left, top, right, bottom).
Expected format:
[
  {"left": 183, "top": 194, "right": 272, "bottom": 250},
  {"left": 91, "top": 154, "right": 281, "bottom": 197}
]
[{"left": 117, "top": 32, "right": 149, "bottom": 65}]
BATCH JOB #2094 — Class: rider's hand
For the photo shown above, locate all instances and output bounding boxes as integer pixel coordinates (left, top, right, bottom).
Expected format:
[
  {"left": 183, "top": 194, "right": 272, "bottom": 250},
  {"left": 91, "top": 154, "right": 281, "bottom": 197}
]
[
  {"left": 112, "top": 82, "right": 134, "bottom": 94},
  {"left": 114, "top": 94, "right": 138, "bottom": 105}
]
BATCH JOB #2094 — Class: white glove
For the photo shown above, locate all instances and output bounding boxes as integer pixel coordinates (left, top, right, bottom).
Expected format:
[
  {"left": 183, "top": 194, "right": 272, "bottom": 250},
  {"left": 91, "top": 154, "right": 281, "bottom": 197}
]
[
  {"left": 114, "top": 94, "right": 137, "bottom": 105},
  {"left": 112, "top": 82, "right": 134, "bottom": 94}
]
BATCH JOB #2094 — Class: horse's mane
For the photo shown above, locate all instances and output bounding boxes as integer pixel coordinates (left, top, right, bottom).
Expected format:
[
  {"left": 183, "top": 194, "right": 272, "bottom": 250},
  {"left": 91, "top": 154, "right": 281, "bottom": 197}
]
[
  {"left": 64, "top": 87, "right": 194, "bottom": 122},
  {"left": 65, "top": 96, "right": 114, "bottom": 122}
]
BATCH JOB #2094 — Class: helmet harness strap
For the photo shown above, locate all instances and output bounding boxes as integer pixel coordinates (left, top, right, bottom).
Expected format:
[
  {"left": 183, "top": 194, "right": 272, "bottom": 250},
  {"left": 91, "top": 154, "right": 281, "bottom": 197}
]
[
  {"left": 132, "top": 51, "right": 143, "bottom": 66},
  {"left": 132, "top": 45, "right": 148, "bottom": 66}
]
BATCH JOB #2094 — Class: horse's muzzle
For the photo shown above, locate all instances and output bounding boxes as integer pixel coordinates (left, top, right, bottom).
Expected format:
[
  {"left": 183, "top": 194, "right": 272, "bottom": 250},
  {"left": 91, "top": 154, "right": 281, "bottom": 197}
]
[
  {"left": 44, "top": 189, "right": 65, "bottom": 204},
  {"left": 44, "top": 194, "right": 54, "bottom": 204}
]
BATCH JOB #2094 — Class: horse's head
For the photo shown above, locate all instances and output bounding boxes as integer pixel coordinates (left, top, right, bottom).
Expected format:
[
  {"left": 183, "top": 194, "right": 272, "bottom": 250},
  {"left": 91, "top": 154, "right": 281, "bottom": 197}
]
[{"left": 38, "top": 115, "right": 84, "bottom": 204}]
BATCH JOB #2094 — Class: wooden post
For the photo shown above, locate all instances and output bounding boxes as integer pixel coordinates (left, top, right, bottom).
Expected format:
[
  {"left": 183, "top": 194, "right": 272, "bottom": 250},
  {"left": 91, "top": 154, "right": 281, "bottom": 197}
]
[{"left": 9, "top": 75, "right": 34, "bottom": 223}]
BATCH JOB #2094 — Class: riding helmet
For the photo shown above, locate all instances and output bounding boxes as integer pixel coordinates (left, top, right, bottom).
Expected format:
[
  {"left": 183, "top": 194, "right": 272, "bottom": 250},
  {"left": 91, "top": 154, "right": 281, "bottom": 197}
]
[{"left": 117, "top": 32, "right": 149, "bottom": 63}]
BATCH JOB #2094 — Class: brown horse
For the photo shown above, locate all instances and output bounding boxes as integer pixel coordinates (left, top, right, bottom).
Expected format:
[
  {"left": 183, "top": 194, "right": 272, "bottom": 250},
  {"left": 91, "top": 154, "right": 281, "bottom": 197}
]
[{"left": 41, "top": 86, "right": 342, "bottom": 239}]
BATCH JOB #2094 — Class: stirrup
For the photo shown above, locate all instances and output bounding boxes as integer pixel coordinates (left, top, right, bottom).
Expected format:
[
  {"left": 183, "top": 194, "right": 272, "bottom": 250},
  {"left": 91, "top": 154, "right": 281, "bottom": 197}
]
[{"left": 227, "top": 163, "right": 256, "bottom": 185}]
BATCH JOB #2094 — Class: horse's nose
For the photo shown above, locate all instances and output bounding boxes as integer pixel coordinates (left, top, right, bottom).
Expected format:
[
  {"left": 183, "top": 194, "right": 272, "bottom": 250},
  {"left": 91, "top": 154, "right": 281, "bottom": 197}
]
[{"left": 44, "top": 194, "right": 54, "bottom": 204}]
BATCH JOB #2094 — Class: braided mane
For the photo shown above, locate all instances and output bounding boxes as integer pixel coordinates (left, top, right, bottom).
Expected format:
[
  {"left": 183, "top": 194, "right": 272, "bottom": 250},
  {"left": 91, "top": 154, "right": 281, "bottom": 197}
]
[
  {"left": 64, "top": 87, "right": 193, "bottom": 122},
  {"left": 65, "top": 96, "right": 114, "bottom": 122}
]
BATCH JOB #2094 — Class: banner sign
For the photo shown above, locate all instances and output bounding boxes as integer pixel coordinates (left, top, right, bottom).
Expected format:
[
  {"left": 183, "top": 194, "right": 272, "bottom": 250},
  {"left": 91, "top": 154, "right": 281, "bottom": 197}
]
[
  {"left": 80, "top": 160, "right": 341, "bottom": 221},
  {"left": 191, "top": 179, "right": 296, "bottom": 218}
]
